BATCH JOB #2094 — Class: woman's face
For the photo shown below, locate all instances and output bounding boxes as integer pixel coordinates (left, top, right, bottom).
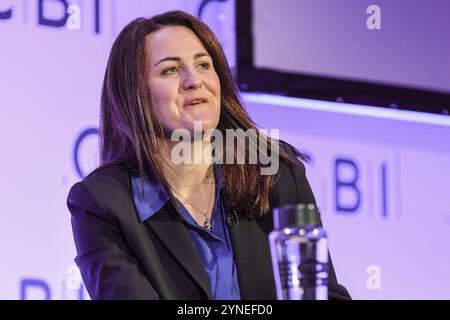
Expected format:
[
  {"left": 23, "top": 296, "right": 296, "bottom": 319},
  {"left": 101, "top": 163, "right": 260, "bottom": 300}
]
[{"left": 146, "top": 26, "right": 221, "bottom": 135}]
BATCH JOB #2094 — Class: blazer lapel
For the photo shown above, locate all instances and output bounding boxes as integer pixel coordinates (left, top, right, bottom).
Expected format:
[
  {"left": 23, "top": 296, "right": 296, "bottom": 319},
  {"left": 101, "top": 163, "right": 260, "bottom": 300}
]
[{"left": 145, "top": 205, "right": 212, "bottom": 299}]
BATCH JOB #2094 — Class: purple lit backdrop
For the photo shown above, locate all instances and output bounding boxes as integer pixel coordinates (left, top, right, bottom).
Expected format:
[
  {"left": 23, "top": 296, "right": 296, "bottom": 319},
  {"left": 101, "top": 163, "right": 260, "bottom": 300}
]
[{"left": 0, "top": 0, "right": 449, "bottom": 299}]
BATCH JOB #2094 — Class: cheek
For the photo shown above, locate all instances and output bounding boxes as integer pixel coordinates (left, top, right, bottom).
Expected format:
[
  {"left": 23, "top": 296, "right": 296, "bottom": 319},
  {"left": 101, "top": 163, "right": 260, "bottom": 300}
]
[
  {"left": 149, "top": 80, "right": 181, "bottom": 129},
  {"left": 150, "top": 81, "right": 178, "bottom": 112},
  {"left": 204, "top": 73, "right": 221, "bottom": 104},
  {"left": 211, "top": 75, "right": 221, "bottom": 97}
]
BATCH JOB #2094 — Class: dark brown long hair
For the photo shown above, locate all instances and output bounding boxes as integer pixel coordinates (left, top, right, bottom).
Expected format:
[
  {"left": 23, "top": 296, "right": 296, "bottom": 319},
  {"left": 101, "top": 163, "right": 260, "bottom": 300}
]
[{"left": 99, "top": 10, "right": 301, "bottom": 218}]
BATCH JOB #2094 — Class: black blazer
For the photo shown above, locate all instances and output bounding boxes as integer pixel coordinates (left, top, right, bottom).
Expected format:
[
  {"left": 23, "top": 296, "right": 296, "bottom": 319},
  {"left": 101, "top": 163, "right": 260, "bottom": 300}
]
[{"left": 67, "top": 148, "right": 351, "bottom": 300}]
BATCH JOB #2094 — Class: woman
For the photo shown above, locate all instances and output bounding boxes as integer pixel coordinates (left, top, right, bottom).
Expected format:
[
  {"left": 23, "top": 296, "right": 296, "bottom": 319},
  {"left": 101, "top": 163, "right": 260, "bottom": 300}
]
[{"left": 67, "top": 10, "right": 350, "bottom": 300}]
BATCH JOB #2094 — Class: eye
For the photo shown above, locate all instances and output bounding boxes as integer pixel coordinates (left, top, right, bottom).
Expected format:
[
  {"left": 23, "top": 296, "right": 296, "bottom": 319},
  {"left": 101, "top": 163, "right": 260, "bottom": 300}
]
[
  {"left": 162, "top": 66, "right": 178, "bottom": 75},
  {"left": 197, "top": 62, "right": 210, "bottom": 70}
]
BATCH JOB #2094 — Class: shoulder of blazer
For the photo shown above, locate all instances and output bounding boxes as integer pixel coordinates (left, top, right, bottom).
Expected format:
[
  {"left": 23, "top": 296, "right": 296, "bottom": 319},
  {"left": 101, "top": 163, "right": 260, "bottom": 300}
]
[
  {"left": 67, "top": 164, "right": 132, "bottom": 222},
  {"left": 82, "top": 162, "right": 128, "bottom": 181},
  {"left": 279, "top": 139, "right": 306, "bottom": 175},
  {"left": 80, "top": 165, "right": 130, "bottom": 201},
  {"left": 271, "top": 140, "right": 307, "bottom": 197}
]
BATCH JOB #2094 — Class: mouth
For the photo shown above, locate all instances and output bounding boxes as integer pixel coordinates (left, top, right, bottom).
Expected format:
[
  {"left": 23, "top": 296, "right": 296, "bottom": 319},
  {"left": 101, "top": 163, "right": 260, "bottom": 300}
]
[{"left": 183, "top": 97, "right": 209, "bottom": 107}]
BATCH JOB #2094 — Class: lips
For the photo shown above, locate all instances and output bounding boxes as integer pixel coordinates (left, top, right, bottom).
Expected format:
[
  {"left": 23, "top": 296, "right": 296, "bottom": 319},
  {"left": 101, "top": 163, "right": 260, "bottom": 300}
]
[{"left": 183, "top": 97, "right": 209, "bottom": 107}]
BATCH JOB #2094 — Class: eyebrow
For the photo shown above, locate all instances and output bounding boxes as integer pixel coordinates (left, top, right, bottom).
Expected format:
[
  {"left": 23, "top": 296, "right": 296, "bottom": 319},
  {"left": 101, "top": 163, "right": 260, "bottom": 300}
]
[{"left": 153, "top": 52, "right": 211, "bottom": 67}]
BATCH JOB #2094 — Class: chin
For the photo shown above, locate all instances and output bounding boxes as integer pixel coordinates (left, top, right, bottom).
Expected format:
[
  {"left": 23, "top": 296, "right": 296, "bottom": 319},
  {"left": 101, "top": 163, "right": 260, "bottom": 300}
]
[
  {"left": 182, "top": 116, "right": 219, "bottom": 133},
  {"left": 200, "top": 120, "right": 219, "bottom": 132}
]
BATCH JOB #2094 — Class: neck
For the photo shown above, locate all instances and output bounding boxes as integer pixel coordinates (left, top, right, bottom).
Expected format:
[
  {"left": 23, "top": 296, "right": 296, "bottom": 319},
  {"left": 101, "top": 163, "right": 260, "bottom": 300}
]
[{"left": 158, "top": 137, "right": 214, "bottom": 197}]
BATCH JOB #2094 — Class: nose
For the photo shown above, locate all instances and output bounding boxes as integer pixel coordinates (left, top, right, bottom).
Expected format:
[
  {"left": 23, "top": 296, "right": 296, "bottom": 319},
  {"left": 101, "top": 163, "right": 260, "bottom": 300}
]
[{"left": 182, "top": 68, "right": 202, "bottom": 91}]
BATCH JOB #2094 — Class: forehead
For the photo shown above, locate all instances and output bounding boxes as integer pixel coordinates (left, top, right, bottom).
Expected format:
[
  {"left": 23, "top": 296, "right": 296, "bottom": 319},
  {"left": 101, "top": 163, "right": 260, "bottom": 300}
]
[{"left": 145, "top": 26, "right": 208, "bottom": 62}]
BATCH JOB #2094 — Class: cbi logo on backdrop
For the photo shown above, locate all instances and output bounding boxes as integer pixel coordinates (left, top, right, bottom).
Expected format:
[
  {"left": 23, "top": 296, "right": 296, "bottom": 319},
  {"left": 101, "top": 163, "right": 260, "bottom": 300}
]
[
  {"left": 0, "top": 0, "right": 108, "bottom": 34},
  {"left": 301, "top": 149, "right": 399, "bottom": 220}
]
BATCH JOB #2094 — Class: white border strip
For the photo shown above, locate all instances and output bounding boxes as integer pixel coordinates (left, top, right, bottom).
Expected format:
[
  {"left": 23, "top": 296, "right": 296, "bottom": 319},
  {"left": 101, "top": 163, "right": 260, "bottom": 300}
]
[{"left": 242, "top": 93, "right": 450, "bottom": 127}]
